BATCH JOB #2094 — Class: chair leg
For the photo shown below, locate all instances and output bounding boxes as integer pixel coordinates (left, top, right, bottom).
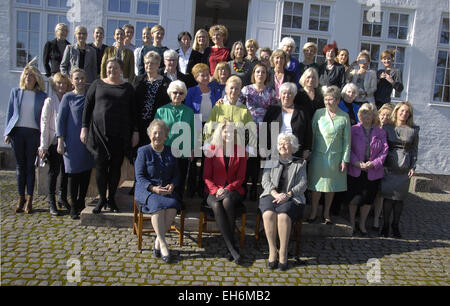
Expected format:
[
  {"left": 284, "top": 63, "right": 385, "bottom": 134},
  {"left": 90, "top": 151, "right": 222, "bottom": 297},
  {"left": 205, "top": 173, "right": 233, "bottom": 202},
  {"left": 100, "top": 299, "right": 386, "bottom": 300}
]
[
  {"left": 133, "top": 200, "right": 138, "bottom": 235},
  {"left": 240, "top": 213, "right": 246, "bottom": 249},
  {"left": 179, "top": 210, "right": 185, "bottom": 246},
  {"left": 138, "top": 211, "right": 143, "bottom": 251},
  {"left": 198, "top": 212, "right": 205, "bottom": 248},
  {"left": 254, "top": 212, "right": 261, "bottom": 249}
]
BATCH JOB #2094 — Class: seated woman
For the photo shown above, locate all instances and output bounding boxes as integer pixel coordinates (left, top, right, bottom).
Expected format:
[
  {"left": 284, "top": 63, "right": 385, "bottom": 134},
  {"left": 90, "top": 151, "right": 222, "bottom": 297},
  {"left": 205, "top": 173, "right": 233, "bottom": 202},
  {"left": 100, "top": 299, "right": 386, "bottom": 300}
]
[
  {"left": 134, "top": 119, "right": 181, "bottom": 263},
  {"left": 203, "top": 120, "right": 247, "bottom": 264},
  {"left": 259, "top": 133, "right": 307, "bottom": 271},
  {"left": 347, "top": 103, "right": 388, "bottom": 236}
]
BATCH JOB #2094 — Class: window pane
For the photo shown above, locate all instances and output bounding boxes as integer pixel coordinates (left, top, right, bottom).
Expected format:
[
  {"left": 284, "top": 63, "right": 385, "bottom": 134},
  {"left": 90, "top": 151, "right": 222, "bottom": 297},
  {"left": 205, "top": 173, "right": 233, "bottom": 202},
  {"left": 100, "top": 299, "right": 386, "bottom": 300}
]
[
  {"left": 437, "top": 51, "right": 447, "bottom": 67},
  {"left": 319, "top": 20, "right": 328, "bottom": 31},
  {"left": 30, "top": 13, "right": 40, "bottom": 30},
  {"left": 443, "top": 86, "right": 449, "bottom": 102},
  {"left": 17, "top": 31, "right": 28, "bottom": 49},
  {"left": 47, "top": 14, "right": 58, "bottom": 32},
  {"left": 17, "top": 11, "right": 28, "bottom": 30},
  {"left": 120, "top": 0, "right": 131, "bottom": 13},
  {"left": 109, "top": 0, "right": 119, "bottom": 11},
  {"left": 30, "top": 0, "right": 40, "bottom": 4},
  {"left": 310, "top": 5, "right": 320, "bottom": 17},
  {"left": 48, "top": 0, "right": 58, "bottom": 6},
  {"left": 292, "top": 16, "right": 302, "bottom": 29},
  {"left": 362, "top": 23, "right": 371, "bottom": 36},
  {"left": 433, "top": 85, "right": 443, "bottom": 101},
  {"left": 17, "top": 49, "right": 28, "bottom": 67},
  {"left": 293, "top": 3, "right": 303, "bottom": 15},
  {"left": 373, "top": 24, "right": 382, "bottom": 37},
  {"left": 137, "top": 1, "right": 147, "bottom": 14},
  {"left": 309, "top": 18, "right": 318, "bottom": 30},
  {"left": 149, "top": 2, "right": 159, "bottom": 15},
  {"left": 284, "top": 1, "right": 292, "bottom": 13},
  {"left": 399, "top": 14, "right": 409, "bottom": 27},
  {"left": 321, "top": 6, "right": 330, "bottom": 18},
  {"left": 389, "top": 13, "right": 399, "bottom": 26},
  {"left": 398, "top": 27, "right": 408, "bottom": 39},
  {"left": 441, "top": 31, "right": 449, "bottom": 44},
  {"left": 388, "top": 26, "right": 398, "bottom": 39},
  {"left": 435, "top": 68, "right": 445, "bottom": 85},
  {"left": 443, "top": 18, "right": 449, "bottom": 32}
]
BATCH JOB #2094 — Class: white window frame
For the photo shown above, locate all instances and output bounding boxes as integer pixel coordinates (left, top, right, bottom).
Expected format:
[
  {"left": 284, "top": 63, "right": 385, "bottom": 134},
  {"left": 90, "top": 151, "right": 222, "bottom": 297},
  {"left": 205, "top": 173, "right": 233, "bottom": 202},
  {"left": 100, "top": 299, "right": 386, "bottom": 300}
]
[
  {"left": 359, "top": 6, "right": 414, "bottom": 101},
  {"left": 431, "top": 14, "right": 450, "bottom": 104},
  {"left": 281, "top": 0, "right": 333, "bottom": 63}
]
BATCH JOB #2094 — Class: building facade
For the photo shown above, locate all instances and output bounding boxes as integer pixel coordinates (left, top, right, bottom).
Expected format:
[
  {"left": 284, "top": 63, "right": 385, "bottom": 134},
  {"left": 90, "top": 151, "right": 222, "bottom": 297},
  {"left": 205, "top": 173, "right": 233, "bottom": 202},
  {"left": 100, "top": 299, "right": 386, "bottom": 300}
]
[{"left": 0, "top": 0, "right": 449, "bottom": 175}]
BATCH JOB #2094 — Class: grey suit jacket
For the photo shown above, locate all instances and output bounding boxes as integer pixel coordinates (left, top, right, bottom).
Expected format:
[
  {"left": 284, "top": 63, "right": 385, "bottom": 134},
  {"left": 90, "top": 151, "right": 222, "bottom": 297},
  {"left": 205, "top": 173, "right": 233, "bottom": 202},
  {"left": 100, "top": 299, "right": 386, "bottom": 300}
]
[
  {"left": 260, "top": 158, "right": 307, "bottom": 204},
  {"left": 60, "top": 44, "right": 97, "bottom": 84}
]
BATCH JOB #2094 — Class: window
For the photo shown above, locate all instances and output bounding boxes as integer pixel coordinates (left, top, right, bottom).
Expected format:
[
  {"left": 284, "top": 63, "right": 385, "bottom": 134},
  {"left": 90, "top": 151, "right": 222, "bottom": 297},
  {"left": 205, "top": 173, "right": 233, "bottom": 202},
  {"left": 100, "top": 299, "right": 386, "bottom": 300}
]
[
  {"left": 16, "top": 10, "right": 40, "bottom": 68},
  {"left": 108, "top": 0, "right": 131, "bottom": 13},
  {"left": 16, "top": 0, "right": 41, "bottom": 5},
  {"left": 433, "top": 15, "right": 450, "bottom": 103},
  {"left": 47, "top": 0, "right": 69, "bottom": 8},
  {"left": 137, "top": 0, "right": 159, "bottom": 16},
  {"left": 281, "top": 1, "right": 332, "bottom": 63},
  {"left": 308, "top": 4, "right": 330, "bottom": 32},
  {"left": 360, "top": 7, "right": 413, "bottom": 99}
]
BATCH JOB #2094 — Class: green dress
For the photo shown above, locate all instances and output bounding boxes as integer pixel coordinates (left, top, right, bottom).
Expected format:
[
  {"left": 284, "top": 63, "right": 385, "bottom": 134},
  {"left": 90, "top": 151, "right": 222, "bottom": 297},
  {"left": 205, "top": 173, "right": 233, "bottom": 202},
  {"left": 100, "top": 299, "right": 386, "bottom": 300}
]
[{"left": 308, "top": 108, "right": 351, "bottom": 192}]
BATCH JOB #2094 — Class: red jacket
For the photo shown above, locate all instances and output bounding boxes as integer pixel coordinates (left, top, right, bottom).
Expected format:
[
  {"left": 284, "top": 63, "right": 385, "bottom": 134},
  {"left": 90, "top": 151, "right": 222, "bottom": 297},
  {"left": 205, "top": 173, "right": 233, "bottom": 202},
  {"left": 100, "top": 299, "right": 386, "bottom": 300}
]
[{"left": 203, "top": 145, "right": 247, "bottom": 195}]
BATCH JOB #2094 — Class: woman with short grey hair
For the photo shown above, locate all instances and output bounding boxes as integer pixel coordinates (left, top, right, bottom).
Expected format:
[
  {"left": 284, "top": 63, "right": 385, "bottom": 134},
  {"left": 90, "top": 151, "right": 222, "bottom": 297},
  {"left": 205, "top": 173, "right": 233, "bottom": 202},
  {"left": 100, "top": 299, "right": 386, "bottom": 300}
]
[
  {"left": 259, "top": 132, "right": 307, "bottom": 271},
  {"left": 279, "top": 37, "right": 301, "bottom": 85},
  {"left": 43, "top": 23, "right": 70, "bottom": 77}
]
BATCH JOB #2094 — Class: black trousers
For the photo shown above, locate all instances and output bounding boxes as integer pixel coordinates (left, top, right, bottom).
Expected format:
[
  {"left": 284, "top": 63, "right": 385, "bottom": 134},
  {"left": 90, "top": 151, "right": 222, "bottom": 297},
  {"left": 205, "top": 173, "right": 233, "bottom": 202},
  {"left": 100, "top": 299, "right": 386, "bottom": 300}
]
[
  {"left": 68, "top": 170, "right": 91, "bottom": 208},
  {"left": 47, "top": 144, "right": 68, "bottom": 198},
  {"left": 95, "top": 137, "right": 124, "bottom": 201}
]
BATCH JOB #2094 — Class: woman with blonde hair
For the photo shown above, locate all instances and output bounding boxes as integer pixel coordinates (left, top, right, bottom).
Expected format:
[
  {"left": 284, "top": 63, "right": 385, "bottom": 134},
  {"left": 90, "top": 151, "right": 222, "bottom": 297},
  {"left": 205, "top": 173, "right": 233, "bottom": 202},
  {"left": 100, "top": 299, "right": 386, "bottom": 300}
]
[
  {"left": 374, "top": 49, "right": 404, "bottom": 109},
  {"left": 208, "top": 25, "right": 230, "bottom": 76},
  {"left": 294, "top": 67, "right": 324, "bottom": 119},
  {"left": 347, "top": 103, "right": 388, "bottom": 235},
  {"left": 39, "top": 72, "right": 72, "bottom": 216},
  {"left": 209, "top": 61, "right": 231, "bottom": 98},
  {"left": 267, "top": 49, "right": 296, "bottom": 99},
  {"left": 245, "top": 39, "right": 259, "bottom": 63},
  {"left": 380, "top": 101, "right": 419, "bottom": 238},
  {"left": 43, "top": 23, "right": 70, "bottom": 77},
  {"left": 4, "top": 65, "right": 47, "bottom": 213},
  {"left": 299, "top": 42, "right": 320, "bottom": 77}
]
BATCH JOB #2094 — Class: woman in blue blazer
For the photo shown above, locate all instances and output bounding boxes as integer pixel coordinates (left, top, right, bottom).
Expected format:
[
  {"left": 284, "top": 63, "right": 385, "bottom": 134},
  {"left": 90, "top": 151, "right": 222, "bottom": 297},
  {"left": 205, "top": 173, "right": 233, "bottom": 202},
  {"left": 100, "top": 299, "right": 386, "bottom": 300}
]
[
  {"left": 134, "top": 119, "right": 181, "bottom": 263},
  {"left": 4, "top": 65, "right": 47, "bottom": 213}
]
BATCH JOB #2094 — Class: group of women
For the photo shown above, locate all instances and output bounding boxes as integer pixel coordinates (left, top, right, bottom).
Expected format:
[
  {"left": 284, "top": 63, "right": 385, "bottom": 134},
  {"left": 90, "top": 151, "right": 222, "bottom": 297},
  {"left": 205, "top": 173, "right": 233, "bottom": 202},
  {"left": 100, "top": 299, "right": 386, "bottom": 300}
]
[{"left": 4, "top": 23, "right": 419, "bottom": 270}]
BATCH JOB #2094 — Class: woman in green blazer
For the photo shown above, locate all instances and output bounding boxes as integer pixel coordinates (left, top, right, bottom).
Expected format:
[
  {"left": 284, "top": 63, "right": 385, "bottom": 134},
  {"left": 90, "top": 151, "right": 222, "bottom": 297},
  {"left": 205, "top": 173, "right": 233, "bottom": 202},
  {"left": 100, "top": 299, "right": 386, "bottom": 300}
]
[{"left": 307, "top": 85, "right": 351, "bottom": 224}]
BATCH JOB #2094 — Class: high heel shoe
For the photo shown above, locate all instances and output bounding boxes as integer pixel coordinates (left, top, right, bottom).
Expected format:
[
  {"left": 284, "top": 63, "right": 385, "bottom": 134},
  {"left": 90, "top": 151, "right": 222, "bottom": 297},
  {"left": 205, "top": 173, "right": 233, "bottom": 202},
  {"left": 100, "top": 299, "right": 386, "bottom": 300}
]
[
  {"left": 153, "top": 240, "right": 161, "bottom": 258},
  {"left": 92, "top": 198, "right": 107, "bottom": 214},
  {"left": 279, "top": 262, "right": 289, "bottom": 271},
  {"left": 268, "top": 260, "right": 278, "bottom": 270}
]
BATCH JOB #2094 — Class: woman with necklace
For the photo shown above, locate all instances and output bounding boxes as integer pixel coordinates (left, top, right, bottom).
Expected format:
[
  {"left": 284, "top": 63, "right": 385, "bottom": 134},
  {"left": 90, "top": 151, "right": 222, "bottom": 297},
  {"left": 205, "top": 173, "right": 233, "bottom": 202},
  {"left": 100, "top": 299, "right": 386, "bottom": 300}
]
[
  {"left": 319, "top": 41, "right": 346, "bottom": 89},
  {"left": 307, "top": 86, "right": 350, "bottom": 225},
  {"left": 155, "top": 80, "right": 194, "bottom": 202},
  {"left": 56, "top": 68, "right": 95, "bottom": 219},
  {"left": 228, "top": 41, "right": 252, "bottom": 87},
  {"left": 82, "top": 57, "right": 138, "bottom": 214},
  {"left": 380, "top": 102, "right": 419, "bottom": 238},
  {"left": 240, "top": 64, "right": 278, "bottom": 200},
  {"left": 134, "top": 119, "right": 181, "bottom": 263},
  {"left": 266, "top": 49, "right": 296, "bottom": 99},
  {"left": 346, "top": 103, "right": 388, "bottom": 236},
  {"left": 39, "top": 73, "right": 71, "bottom": 216},
  {"left": 259, "top": 133, "right": 307, "bottom": 271},
  {"left": 101, "top": 28, "right": 135, "bottom": 83}
]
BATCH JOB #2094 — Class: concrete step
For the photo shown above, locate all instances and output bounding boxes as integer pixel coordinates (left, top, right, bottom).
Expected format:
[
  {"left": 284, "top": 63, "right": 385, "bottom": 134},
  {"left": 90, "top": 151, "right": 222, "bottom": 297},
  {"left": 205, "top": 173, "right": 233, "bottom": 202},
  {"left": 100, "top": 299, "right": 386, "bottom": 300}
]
[{"left": 80, "top": 181, "right": 353, "bottom": 237}]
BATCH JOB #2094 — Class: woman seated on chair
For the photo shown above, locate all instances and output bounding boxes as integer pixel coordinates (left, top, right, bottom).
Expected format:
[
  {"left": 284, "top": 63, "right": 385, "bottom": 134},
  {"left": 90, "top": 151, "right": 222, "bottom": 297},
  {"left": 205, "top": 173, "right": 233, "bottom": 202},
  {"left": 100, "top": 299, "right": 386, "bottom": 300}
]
[
  {"left": 134, "top": 119, "right": 181, "bottom": 263},
  {"left": 259, "top": 133, "right": 307, "bottom": 271},
  {"left": 203, "top": 120, "right": 247, "bottom": 264}
]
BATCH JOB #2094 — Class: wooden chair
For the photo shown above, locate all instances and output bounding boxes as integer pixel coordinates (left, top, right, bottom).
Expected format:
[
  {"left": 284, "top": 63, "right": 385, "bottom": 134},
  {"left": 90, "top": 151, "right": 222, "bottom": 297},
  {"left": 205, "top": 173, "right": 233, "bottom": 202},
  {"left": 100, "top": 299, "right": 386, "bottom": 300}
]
[
  {"left": 197, "top": 199, "right": 247, "bottom": 249},
  {"left": 254, "top": 208, "right": 303, "bottom": 257},
  {"left": 133, "top": 198, "right": 185, "bottom": 251}
]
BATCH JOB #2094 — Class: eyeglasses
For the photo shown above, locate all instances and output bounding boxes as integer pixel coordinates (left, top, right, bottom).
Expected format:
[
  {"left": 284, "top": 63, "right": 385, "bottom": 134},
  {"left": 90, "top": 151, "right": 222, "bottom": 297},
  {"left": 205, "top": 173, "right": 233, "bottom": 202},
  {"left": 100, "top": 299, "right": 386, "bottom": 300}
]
[{"left": 171, "top": 91, "right": 185, "bottom": 95}]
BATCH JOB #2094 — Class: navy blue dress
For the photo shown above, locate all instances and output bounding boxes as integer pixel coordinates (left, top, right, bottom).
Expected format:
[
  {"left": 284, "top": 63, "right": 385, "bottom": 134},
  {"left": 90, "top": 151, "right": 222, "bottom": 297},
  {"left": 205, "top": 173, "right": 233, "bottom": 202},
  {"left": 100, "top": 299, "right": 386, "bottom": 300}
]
[
  {"left": 134, "top": 144, "right": 181, "bottom": 214},
  {"left": 56, "top": 92, "right": 95, "bottom": 174}
]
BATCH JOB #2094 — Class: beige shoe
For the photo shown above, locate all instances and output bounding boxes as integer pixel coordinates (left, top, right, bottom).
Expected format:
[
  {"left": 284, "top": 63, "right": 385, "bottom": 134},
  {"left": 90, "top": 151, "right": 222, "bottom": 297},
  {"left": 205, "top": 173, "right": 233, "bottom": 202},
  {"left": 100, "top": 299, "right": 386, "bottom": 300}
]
[
  {"left": 24, "top": 195, "right": 33, "bottom": 214},
  {"left": 15, "top": 196, "right": 26, "bottom": 213}
]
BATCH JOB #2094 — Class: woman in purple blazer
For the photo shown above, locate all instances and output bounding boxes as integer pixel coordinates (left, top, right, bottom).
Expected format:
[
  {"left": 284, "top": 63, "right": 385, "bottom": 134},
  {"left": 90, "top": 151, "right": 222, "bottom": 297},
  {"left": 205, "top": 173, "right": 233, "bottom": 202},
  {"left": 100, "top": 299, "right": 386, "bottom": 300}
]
[{"left": 346, "top": 103, "right": 388, "bottom": 236}]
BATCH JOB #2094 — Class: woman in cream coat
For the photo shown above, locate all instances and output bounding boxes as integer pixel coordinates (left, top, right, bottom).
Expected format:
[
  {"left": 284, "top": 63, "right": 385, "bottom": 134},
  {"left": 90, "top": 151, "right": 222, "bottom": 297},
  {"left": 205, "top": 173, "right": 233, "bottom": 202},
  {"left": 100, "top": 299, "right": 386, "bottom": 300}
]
[{"left": 349, "top": 50, "right": 377, "bottom": 105}]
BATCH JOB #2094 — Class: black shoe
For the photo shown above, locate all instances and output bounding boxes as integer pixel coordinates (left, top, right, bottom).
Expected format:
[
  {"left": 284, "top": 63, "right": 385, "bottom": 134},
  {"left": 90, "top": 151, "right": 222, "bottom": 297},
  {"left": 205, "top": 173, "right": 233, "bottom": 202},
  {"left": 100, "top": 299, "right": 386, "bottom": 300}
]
[
  {"left": 153, "top": 240, "right": 161, "bottom": 258},
  {"left": 306, "top": 216, "right": 318, "bottom": 224},
  {"left": 92, "top": 198, "right": 107, "bottom": 214},
  {"left": 78, "top": 199, "right": 86, "bottom": 214},
  {"left": 48, "top": 196, "right": 59, "bottom": 216},
  {"left": 279, "top": 262, "right": 289, "bottom": 271},
  {"left": 392, "top": 225, "right": 402, "bottom": 238},
  {"left": 268, "top": 261, "right": 278, "bottom": 270},
  {"left": 380, "top": 226, "right": 389, "bottom": 237},
  {"left": 108, "top": 198, "right": 119, "bottom": 213}
]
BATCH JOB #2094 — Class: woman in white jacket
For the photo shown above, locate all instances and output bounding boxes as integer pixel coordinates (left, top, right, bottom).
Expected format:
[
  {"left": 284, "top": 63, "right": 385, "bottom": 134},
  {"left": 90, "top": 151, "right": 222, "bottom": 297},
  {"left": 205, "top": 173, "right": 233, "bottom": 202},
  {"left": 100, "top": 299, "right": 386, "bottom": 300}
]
[
  {"left": 38, "top": 73, "right": 71, "bottom": 216},
  {"left": 349, "top": 50, "right": 377, "bottom": 105}
]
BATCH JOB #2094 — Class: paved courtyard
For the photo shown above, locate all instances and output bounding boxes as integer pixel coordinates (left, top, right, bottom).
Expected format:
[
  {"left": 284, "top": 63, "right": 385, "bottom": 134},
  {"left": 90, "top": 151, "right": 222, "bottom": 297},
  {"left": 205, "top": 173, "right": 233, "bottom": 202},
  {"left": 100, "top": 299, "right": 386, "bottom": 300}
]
[{"left": 1, "top": 170, "right": 449, "bottom": 286}]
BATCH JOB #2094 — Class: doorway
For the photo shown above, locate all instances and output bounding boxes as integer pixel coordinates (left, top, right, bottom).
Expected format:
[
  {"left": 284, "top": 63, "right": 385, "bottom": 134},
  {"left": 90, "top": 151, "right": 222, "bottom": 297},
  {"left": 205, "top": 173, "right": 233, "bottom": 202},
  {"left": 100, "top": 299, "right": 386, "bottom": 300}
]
[{"left": 194, "top": 0, "right": 250, "bottom": 48}]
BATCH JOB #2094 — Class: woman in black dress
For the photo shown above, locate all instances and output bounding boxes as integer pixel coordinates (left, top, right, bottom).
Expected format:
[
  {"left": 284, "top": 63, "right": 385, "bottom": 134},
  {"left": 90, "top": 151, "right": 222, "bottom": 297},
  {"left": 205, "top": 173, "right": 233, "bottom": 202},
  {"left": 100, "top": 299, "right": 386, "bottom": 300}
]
[
  {"left": 81, "top": 57, "right": 139, "bottom": 213},
  {"left": 319, "top": 41, "right": 346, "bottom": 89}
]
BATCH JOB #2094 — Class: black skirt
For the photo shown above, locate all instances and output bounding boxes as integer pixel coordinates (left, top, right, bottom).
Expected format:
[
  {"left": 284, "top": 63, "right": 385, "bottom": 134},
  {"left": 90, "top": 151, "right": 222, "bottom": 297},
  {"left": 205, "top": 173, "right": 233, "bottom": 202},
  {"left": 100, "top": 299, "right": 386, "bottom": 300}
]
[
  {"left": 346, "top": 172, "right": 380, "bottom": 206},
  {"left": 258, "top": 195, "right": 303, "bottom": 221}
]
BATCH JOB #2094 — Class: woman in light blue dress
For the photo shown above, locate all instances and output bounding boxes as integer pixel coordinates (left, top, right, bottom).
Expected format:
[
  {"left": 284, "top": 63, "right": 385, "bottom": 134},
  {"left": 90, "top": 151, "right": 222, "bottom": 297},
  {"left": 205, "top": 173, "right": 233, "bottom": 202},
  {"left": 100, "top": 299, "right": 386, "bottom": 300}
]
[
  {"left": 307, "top": 86, "right": 351, "bottom": 224},
  {"left": 57, "top": 68, "right": 94, "bottom": 219}
]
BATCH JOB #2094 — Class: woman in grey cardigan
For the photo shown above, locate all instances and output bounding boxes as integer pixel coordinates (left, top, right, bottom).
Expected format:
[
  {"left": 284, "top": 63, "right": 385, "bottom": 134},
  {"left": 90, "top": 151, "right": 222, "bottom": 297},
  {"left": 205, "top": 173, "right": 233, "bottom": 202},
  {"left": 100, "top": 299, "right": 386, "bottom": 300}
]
[
  {"left": 259, "top": 133, "right": 307, "bottom": 271},
  {"left": 60, "top": 26, "right": 97, "bottom": 85}
]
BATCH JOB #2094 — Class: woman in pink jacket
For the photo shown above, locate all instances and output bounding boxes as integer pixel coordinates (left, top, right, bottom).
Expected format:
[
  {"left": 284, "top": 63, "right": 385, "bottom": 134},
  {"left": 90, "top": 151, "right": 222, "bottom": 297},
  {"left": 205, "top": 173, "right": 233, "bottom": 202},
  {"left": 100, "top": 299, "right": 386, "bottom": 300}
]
[{"left": 347, "top": 103, "right": 388, "bottom": 236}]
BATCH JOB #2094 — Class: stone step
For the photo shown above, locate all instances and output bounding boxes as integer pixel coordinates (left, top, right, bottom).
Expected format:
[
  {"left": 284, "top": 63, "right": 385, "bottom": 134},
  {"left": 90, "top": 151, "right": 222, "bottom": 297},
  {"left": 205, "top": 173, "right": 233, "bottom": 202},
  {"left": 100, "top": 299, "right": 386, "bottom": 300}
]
[{"left": 80, "top": 181, "right": 353, "bottom": 237}]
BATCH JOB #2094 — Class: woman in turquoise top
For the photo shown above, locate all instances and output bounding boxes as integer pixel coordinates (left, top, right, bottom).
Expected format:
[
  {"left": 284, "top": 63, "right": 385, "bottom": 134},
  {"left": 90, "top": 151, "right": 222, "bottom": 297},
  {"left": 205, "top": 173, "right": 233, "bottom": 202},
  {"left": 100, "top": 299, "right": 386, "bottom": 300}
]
[
  {"left": 307, "top": 85, "right": 351, "bottom": 224},
  {"left": 155, "top": 80, "right": 194, "bottom": 201}
]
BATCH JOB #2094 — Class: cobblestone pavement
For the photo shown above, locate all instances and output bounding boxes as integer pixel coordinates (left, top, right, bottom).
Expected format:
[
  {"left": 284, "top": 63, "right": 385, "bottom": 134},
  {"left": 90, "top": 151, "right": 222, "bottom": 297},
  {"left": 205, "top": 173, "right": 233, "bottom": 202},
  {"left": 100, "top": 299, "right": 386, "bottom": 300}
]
[{"left": 1, "top": 170, "right": 449, "bottom": 286}]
